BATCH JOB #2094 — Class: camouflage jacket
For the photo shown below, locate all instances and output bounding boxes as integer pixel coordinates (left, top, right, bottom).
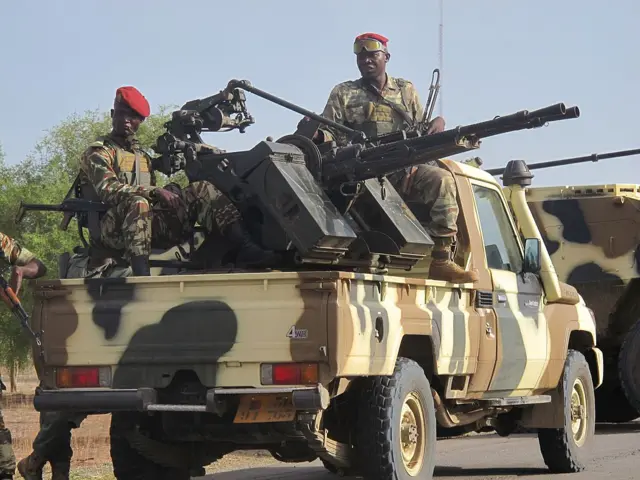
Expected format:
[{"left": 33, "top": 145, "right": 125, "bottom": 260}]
[
  {"left": 319, "top": 75, "right": 424, "bottom": 146},
  {"left": 0, "top": 232, "right": 36, "bottom": 266},
  {"left": 78, "top": 132, "right": 158, "bottom": 207}
]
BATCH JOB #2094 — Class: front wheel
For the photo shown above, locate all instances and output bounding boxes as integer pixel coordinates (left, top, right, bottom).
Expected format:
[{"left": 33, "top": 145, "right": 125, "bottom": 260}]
[
  {"left": 537, "top": 349, "right": 596, "bottom": 473},
  {"left": 355, "top": 357, "right": 437, "bottom": 479}
]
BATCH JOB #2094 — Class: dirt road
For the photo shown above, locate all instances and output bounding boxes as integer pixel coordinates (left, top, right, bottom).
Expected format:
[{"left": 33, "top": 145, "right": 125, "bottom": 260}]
[{"left": 198, "top": 422, "right": 640, "bottom": 480}]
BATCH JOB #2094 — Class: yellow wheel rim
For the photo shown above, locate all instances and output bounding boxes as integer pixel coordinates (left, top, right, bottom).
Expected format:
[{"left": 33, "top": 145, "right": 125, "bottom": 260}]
[
  {"left": 570, "top": 377, "right": 588, "bottom": 446},
  {"left": 399, "top": 392, "right": 426, "bottom": 476}
]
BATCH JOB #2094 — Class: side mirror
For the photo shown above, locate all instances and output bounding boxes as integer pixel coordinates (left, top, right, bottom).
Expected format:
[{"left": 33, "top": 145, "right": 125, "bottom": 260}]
[{"left": 523, "top": 238, "right": 541, "bottom": 274}]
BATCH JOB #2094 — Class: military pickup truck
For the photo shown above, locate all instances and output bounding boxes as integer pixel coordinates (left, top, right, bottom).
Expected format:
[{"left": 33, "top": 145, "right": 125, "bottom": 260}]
[{"left": 21, "top": 82, "right": 602, "bottom": 480}]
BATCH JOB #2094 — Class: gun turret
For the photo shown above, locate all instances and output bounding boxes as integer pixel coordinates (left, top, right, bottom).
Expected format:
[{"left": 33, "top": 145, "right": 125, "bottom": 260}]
[{"left": 151, "top": 80, "right": 580, "bottom": 272}]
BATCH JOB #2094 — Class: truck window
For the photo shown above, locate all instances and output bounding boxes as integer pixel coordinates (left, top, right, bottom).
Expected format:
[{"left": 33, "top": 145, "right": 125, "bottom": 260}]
[{"left": 472, "top": 184, "right": 523, "bottom": 273}]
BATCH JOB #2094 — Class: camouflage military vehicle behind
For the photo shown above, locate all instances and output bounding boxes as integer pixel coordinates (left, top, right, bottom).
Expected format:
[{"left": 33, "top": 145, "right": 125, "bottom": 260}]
[
  {"left": 487, "top": 148, "right": 640, "bottom": 423},
  {"left": 21, "top": 82, "right": 602, "bottom": 479}
]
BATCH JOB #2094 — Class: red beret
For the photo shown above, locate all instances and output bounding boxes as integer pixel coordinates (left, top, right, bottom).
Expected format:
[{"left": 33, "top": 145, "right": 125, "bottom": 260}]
[
  {"left": 115, "top": 86, "right": 150, "bottom": 118},
  {"left": 355, "top": 32, "right": 389, "bottom": 46}
]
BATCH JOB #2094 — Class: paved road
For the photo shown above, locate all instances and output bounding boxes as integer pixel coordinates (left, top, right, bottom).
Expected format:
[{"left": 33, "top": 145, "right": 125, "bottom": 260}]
[{"left": 199, "top": 422, "right": 640, "bottom": 479}]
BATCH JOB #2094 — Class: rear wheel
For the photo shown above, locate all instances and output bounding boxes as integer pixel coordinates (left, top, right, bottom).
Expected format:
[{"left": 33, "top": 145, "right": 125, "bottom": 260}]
[
  {"left": 110, "top": 413, "right": 192, "bottom": 480},
  {"left": 355, "top": 357, "right": 436, "bottom": 479},
  {"left": 618, "top": 319, "right": 640, "bottom": 414},
  {"left": 537, "top": 350, "right": 595, "bottom": 473}
]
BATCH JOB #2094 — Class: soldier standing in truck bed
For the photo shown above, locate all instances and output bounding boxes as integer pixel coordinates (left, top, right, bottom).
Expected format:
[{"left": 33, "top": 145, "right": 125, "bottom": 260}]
[
  {"left": 0, "top": 232, "right": 46, "bottom": 480},
  {"left": 312, "top": 32, "right": 478, "bottom": 284}
]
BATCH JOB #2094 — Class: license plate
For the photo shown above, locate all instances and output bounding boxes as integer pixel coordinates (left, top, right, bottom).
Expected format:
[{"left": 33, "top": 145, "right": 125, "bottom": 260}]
[{"left": 233, "top": 393, "right": 296, "bottom": 424}]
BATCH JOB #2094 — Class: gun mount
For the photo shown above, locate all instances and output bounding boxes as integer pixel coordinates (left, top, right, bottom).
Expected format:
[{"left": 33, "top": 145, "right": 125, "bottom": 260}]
[
  {"left": 17, "top": 78, "right": 582, "bottom": 274},
  {"left": 149, "top": 79, "right": 580, "bottom": 272}
]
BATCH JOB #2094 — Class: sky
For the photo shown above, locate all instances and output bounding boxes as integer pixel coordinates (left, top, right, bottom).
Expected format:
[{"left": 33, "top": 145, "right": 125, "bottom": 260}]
[{"left": 1, "top": 0, "right": 638, "bottom": 188}]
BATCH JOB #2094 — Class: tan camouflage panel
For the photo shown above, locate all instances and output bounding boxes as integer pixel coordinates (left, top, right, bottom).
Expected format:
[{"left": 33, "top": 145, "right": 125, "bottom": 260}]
[
  {"left": 524, "top": 183, "right": 640, "bottom": 337},
  {"left": 0, "top": 231, "right": 36, "bottom": 266},
  {"left": 29, "top": 159, "right": 602, "bottom": 413},
  {"left": 319, "top": 76, "right": 423, "bottom": 146}
]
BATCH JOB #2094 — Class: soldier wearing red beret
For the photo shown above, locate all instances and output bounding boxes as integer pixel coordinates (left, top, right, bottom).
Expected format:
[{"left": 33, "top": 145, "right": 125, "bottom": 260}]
[
  {"left": 69, "top": 85, "right": 275, "bottom": 277},
  {"left": 314, "top": 33, "right": 478, "bottom": 285}
]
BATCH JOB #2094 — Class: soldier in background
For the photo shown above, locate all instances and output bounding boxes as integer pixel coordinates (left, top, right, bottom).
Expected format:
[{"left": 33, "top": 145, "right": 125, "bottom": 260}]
[
  {"left": 312, "top": 32, "right": 478, "bottom": 284},
  {"left": 0, "top": 232, "right": 46, "bottom": 480},
  {"left": 75, "top": 85, "right": 276, "bottom": 276}
]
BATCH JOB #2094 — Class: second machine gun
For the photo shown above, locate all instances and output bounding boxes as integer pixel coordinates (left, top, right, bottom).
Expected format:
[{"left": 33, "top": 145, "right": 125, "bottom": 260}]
[{"left": 150, "top": 79, "right": 581, "bottom": 272}]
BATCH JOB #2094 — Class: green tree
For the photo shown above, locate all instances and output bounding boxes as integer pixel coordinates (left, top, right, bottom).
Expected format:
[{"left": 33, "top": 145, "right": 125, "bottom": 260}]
[{"left": 0, "top": 106, "right": 173, "bottom": 390}]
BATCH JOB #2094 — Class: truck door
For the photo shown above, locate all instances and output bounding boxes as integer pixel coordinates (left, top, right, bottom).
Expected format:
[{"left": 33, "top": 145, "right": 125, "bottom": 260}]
[{"left": 471, "top": 182, "right": 548, "bottom": 396}]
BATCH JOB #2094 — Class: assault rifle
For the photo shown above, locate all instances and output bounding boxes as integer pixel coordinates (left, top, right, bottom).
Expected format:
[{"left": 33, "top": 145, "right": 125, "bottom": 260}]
[{"left": 0, "top": 252, "right": 43, "bottom": 357}]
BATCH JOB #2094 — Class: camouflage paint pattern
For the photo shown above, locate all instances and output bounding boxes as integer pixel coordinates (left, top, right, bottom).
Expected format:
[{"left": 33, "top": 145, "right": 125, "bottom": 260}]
[
  {"left": 29, "top": 160, "right": 602, "bottom": 434},
  {"left": 523, "top": 183, "right": 640, "bottom": 341},
  {"left": 0, "top": 231, "right": 36, "bottom": 266},
  {"left": 318, "top": 76, "right": 423, "bottom": 146},
  {"left": 99, "top": 180, "right": 240, "bottom": 258}
]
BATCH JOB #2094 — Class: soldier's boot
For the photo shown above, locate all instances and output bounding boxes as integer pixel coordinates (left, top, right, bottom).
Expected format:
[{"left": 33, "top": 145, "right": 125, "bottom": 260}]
[
  {"left": 428, "top": 237, "right": 479, "bottom": 284},
  {"left": 50, "top": 460, "right": 70, "bottom": 480},
  {"left": 130, "top": 255, "right": 151, "bottom": 276},
  {"left": 225, "top": 221, "right": 279, "bottom": 268},
  {"left": 16, "top": 451, "right": 45, "bottom": 480}
]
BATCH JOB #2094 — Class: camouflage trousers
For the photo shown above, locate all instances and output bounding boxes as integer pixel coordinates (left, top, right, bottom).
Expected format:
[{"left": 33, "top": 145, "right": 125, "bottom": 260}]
[
  {"left": 31, "top": 410, "right": 86, "bottom": 464},
  {"left": 99, "top": 180, "right": 241, "bottom": 258},
  {"left": 0, "top": 408, "right": 15, "bottom": 478},
  {"left": 389, "top": 163, "right": 459, "bottom": 239}
]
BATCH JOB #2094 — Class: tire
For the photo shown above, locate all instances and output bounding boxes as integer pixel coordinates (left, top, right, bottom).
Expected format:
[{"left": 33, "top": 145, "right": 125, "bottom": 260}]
[
  {"left": 594, "top": 380, "right": 639, "bottom": 423},
  {"left": 618, "top": 318, "right": 640, "bottom": 414},
  {"left": 537, "top": 349, "right": 596, "bottom": 473},
  {"left": 355, "top": 357, "right": 437, "bottom": 480},
  {"left": 110, "top": 412, "right": 191, "bottom": 480}
]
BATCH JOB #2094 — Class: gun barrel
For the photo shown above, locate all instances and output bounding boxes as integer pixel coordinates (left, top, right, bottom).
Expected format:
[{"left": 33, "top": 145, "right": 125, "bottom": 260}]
[
  {"left": 321, "top": 102, "right": 580, "bottom": 186},
  {"left": 226, "top": 79, "right": 360, "bottom": 139},
  {"left": 486, "top": 147, "right": 640, "bottom": 175}
]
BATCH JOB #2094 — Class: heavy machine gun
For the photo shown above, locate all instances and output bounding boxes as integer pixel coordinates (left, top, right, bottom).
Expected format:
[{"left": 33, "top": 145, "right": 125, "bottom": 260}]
[
  {"left": 150, "top": 79, "right": 580, "bottom": 271},
  {"left": 485, "top": 147, "right": 640, "bottom": 176},
  {"left": 16, "top": 78, "right": 581, "bottom": 273}
]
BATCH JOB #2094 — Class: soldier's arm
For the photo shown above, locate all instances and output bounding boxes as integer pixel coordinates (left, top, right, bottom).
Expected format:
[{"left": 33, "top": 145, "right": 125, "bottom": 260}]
[
  {"left": 0, "top": 232, "right": 47, "bottom": 294},
  {"left": 403, "top": 81, "right": 425, "bottom": 125},
  {"left": 80, "top": 147, "right": 158, "bottom": 206},
  {"left": 317, "top": 85, "right": 350, "bottom": 147}
]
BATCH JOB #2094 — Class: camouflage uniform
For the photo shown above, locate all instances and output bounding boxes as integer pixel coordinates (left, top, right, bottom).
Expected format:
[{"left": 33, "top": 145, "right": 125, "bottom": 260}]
[
  {"left": 0, "top": 232, "right": 35, "bottom": 479},
  {"left": 317, "top": 75, "right": 478, "bottom": 283},
  {"left": 77, "top": 133, "right": 242, "bottom": 263}
]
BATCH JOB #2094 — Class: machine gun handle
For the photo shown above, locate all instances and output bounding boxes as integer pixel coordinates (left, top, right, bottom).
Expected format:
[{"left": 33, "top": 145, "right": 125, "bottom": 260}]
[
  {"left": 15, "top": 202, "right": 26, "bottom": 224},
  {"left": 59, "top": 212, "right": 73, "bottom": 231}
]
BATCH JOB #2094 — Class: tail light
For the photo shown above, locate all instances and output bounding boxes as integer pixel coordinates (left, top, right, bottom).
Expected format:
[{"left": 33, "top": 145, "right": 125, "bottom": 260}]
[
  {"left": 260, "top": 363, "right": 318, "bottom": 385},
  {"left": 56, "top": 367, "right": 111, "bottom": 388}
]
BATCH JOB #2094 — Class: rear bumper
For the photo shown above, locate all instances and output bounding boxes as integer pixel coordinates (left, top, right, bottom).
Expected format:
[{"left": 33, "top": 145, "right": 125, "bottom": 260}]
[{"left": 33, "top": 384, "right": 330, "bottom": 414}]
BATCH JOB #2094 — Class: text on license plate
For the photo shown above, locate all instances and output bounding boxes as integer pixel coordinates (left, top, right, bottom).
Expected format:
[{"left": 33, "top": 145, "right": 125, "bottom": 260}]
[{"left": 233, "top": 393, "right": 296, "bottom": 424}]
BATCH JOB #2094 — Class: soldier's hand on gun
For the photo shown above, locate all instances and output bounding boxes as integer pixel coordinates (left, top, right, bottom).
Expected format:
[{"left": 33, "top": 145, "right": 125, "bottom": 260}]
[
  {"left": 154, "top": 187, "right": 182, "bottom": 210},
  {"left": 9, "top": 266, "right": 24, "bottom": 296},
  {"left": 425, "top": 116, "right": 445, "bottom": 135}
]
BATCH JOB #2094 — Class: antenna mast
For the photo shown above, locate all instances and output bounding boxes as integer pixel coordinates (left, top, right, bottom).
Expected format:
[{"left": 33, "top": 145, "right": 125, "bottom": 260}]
[{"left": 438, "top": 0, "right": 444, "bottom": 117}]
